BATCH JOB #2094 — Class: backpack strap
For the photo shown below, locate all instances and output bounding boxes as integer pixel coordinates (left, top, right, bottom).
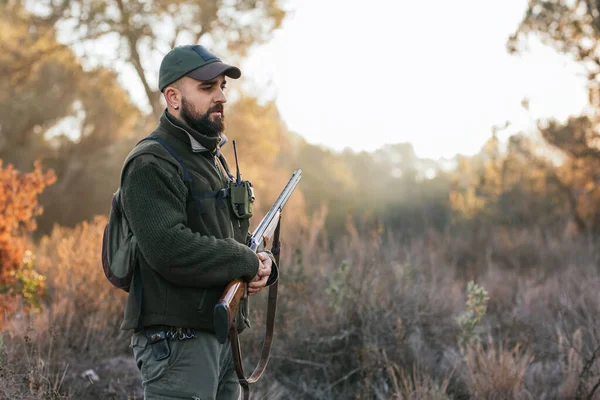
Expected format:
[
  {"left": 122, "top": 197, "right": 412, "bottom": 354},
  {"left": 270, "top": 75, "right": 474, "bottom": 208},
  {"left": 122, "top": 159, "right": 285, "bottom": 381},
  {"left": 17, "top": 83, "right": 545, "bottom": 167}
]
[
  {"left": 139, "top": 136, "right": 192, "bottom": 185},
  {"left": 137, "top": 136, "right": 209, "bottom": 215},
  {"left": 140, "top": 136, "right": 232, "bottom": 212}
]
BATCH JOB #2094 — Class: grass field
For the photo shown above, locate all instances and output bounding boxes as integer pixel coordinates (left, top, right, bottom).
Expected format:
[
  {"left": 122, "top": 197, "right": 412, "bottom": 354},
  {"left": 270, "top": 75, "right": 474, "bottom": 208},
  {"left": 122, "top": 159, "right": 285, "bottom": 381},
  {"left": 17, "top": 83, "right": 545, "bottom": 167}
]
[{"left": 2, "top": 215, "right": 600, "bottom": 399}]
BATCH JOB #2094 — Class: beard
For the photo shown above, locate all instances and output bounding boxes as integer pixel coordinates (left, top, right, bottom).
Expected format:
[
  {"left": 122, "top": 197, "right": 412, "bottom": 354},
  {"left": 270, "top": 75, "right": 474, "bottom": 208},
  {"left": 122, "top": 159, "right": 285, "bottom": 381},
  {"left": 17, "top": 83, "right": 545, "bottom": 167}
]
[{"left": 180, "top": 97, "right": 224, "bottom": 137}]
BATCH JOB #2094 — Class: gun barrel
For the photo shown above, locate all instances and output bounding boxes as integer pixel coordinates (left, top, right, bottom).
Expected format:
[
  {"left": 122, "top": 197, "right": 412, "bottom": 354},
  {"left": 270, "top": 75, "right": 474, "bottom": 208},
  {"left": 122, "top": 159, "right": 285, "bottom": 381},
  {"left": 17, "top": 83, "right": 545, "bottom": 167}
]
[{"left": 249, "top": 169, "right": 302, "bottom": 251}]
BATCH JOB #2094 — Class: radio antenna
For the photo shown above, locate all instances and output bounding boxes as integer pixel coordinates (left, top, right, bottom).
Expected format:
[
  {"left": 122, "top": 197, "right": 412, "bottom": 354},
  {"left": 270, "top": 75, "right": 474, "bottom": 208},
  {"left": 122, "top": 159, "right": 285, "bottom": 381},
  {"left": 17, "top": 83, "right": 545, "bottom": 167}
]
[{"left": 232, "top": 140, "right": 241, "bottom": 184}]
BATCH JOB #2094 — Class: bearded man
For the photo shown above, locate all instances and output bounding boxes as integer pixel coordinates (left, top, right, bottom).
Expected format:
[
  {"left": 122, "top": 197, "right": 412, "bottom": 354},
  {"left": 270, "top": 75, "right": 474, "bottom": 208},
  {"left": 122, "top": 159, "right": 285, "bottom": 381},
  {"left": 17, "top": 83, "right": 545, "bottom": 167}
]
[{"left": 119, "top": 44, "right": 277, "bottom": 400}]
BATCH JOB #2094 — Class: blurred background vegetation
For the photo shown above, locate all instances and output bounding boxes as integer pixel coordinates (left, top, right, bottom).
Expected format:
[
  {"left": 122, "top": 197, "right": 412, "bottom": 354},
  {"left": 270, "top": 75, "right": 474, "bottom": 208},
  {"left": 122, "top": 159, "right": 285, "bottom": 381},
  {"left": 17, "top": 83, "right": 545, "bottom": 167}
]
[
  {"left": 2, "top": 0, "right": 600, "bottom": 398},
  {"left": 5, "top": 0, "right": 600, "bottom": 242}
]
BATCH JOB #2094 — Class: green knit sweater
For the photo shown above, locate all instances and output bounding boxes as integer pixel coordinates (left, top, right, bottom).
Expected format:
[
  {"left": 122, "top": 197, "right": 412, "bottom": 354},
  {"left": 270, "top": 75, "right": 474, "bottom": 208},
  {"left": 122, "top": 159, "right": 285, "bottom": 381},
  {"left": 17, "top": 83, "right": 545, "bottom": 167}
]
[{"left": 119, "top": 111, "right": 261, "bottom": 332}]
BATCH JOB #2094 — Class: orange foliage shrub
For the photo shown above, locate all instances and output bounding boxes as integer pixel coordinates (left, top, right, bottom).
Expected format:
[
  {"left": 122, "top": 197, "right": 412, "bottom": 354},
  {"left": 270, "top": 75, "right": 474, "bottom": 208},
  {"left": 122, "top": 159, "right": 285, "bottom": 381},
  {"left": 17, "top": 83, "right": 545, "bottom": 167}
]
[{"left": 0, "top": 160, "right": 56, "bottom": 317}]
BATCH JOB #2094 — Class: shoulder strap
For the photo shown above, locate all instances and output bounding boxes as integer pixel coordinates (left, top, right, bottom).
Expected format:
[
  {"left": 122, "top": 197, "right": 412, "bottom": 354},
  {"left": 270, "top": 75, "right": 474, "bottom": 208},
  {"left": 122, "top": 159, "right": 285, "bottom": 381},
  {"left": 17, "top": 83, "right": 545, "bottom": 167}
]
[
  {"left": 135, "top": 136, "right": 197, "bottom": 206},
  {"left": 139, "top": 136, "right": 192, "bottom": 185}
]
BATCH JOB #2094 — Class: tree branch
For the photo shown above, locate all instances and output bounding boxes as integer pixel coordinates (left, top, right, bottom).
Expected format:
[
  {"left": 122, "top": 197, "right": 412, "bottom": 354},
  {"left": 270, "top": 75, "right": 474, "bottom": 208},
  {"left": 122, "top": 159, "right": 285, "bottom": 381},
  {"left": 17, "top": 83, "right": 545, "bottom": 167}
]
[
  {"left": 588, "top": 376, "right": 600, "bottom": 400},
  {"left": 169, "top": 26, "right": 182, "bottom": 50},
  {"left": 114, "top": 0, "right": 161, "bottom": 117},
  {"left": 194, "top": 26, "right": 206, "bottom": 44},
  {"left": 577, "top": 343, "right": 600, "bottom": 399}
]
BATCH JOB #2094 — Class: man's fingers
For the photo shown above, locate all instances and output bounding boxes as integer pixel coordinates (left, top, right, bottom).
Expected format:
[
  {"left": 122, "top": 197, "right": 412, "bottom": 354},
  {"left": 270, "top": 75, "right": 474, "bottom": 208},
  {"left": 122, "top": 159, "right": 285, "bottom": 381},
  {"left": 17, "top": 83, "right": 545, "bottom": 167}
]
[
  {"left": 248, "top": 274, "right": 268, "bottom": 295},
  {"left": 248, "top": 275, "right": 268, "bottom": 289},
  {"left": 258, "top": 253, "right": 272, "bottom": 268},
  {"left": 248, "top": 255, "right": 271, "bottom": 295},
  {"left": 248, "top": 280, "right": 267, "bottom": 289},
  {"left": 258, "top": 265, "right": 271, "bottom": 277},
  {"left": 262, "top": 256, "right": 272, "bottom": 267},
  {"left": 255, "top": 253, "right": 272, "bottom": 278}
]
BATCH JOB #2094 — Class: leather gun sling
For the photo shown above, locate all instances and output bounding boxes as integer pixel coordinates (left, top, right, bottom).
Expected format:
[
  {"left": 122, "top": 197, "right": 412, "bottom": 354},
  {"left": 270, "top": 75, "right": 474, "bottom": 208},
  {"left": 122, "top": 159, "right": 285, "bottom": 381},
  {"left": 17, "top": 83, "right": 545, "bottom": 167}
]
[{"left": 230, "top": 217, "right": 282, "bottom": 400}]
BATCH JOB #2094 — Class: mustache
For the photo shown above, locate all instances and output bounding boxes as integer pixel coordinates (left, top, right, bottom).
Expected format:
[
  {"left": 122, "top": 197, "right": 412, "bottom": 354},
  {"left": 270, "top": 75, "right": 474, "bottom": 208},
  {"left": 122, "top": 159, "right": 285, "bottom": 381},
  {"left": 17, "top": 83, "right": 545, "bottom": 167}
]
[{"left": 209, "top": 104, "right": 224, "bottom": 114}]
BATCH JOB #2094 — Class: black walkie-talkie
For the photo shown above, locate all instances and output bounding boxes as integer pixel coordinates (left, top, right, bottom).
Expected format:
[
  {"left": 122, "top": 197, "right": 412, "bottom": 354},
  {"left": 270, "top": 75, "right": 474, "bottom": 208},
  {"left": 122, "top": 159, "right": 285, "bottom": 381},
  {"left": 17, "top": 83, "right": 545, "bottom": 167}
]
[{"left": 229, "top": 140, "right": 254, "bottom": 219}]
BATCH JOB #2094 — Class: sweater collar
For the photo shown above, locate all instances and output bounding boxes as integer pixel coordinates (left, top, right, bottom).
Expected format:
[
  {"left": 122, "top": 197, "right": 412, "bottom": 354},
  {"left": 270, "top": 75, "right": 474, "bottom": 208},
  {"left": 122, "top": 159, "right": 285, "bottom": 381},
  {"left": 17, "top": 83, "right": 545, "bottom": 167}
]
[{"left": 160, "top": 110, "right": 227, "bottom": 153}]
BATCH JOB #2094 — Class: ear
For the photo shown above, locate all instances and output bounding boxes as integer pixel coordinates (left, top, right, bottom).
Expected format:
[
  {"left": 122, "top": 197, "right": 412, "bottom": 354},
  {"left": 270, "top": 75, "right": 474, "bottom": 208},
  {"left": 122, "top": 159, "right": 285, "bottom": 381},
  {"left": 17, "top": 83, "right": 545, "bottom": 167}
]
[{"left": 164, "top": 86, "right": 181, "bottom": 109}]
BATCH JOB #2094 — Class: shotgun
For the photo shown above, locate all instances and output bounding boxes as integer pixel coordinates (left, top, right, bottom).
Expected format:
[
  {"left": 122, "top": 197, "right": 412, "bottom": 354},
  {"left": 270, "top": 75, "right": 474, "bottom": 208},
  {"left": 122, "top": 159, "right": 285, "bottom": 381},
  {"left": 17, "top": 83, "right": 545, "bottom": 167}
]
[{"left": 214, "top": 168, "right": 302, "bottom": 344}]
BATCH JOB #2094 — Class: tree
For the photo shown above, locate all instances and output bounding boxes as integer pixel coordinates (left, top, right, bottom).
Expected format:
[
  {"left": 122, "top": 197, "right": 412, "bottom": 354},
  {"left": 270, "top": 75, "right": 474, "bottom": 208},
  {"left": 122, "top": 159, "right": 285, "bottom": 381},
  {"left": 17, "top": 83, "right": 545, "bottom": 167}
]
[
  {"left": 508, "top": 0, "right": 600, "bottom": 99},
  {"left": 35, "top": 66, "right": 143, "bottom": 231},
  {"left": 508, "top": 0, "right": 600, "bottom": 231},
  {"left": 1, "top": 1, "right": 144, "bottom": 232},
  {"left": 27, "top": 0, "right": 287, "bottom": 117},
  {"left": 2, "top": 1, "right": 289, "bottom": 233},
  {"left": 0, "top": 1, "right": 81, "bottom": 169},
  {"left": 508, "top": 2, "right": 600, "bottom": 146},
  {"left": 448, "top": 132, "right": 567, "bottom": 229}
]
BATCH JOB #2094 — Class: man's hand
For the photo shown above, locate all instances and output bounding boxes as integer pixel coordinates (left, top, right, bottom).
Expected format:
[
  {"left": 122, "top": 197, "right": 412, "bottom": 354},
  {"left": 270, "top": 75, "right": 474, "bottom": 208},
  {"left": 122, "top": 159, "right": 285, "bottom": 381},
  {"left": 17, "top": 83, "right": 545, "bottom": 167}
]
[{"left": 248, "top": 252, "right": 272, "bottom": 295}]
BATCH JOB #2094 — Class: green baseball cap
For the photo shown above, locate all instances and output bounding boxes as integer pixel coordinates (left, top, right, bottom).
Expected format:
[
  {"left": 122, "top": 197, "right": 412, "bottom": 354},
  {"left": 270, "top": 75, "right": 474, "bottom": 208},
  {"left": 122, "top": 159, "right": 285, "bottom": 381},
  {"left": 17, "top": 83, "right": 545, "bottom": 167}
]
[{"left": 158, "top": 45, "right": 241, "bottom": 92}]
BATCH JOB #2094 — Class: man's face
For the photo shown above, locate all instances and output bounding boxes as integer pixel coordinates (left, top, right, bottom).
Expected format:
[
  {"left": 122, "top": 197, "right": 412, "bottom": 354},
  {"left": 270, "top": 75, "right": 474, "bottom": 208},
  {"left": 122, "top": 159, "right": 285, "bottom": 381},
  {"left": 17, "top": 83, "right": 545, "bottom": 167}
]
[{"left": 177, "top": 74, "right": 228, "bottom": 137}]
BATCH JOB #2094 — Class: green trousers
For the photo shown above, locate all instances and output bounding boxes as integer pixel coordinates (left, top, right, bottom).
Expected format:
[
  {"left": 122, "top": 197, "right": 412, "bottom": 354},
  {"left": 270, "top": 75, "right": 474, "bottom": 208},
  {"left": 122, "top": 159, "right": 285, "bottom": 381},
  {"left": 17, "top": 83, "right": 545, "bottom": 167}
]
[{"left": 131, "top": 330, "right": 240, "bottom": 400}]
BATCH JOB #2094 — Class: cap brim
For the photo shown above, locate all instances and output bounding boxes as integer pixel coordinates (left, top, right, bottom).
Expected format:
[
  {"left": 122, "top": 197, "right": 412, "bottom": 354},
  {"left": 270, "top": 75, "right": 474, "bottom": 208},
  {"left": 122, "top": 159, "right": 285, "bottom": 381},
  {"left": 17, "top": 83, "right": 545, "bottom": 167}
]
[{"left": 186, "top": 61, "right": 242, "bottom": 81}]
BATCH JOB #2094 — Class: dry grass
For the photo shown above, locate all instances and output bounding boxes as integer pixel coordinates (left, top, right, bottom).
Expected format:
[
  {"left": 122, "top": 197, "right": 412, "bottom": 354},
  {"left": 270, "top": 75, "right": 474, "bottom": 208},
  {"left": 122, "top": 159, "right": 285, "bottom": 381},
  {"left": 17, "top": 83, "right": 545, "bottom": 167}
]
[
  {"left": 1, "top": 216, "right": 136, "bottom": 399},
  {"left": 462, "top": 338, "right": 533, "bottom": 399},
  {"left": 2, "top": 213, "right": 600, "bottom": 399}
]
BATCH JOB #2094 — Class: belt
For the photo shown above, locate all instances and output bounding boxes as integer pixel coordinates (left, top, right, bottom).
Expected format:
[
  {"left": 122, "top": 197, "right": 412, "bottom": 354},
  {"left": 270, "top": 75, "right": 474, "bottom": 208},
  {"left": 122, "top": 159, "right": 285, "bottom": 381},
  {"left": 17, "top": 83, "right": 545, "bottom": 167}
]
[{"left": 136, "top": 325, "right": 197, "bottom": 341}]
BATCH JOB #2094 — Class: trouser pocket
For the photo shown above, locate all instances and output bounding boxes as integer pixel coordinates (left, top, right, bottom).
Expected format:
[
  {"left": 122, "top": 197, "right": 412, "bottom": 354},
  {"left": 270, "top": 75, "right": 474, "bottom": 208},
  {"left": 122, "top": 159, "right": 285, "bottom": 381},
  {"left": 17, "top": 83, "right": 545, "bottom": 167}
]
[
  {"left": 134, "top": 331, "right": 240, "bottom": 400},
  {"left": 130, "top": 332, "right": 187, "bottom": 385}
]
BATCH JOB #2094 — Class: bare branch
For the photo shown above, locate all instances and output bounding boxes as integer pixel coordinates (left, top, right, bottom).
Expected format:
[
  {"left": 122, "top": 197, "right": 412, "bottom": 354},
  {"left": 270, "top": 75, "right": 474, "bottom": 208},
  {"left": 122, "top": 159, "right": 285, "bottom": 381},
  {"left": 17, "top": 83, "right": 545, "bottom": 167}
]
[
  {"left": 170, "top": 26, "right": 182, "bottom": 50},
  {"left": 578, "top": 343, "right": 600, "bottom": 398},
  {"left": 193, "top": 26, "right": 206, "bottom": 44},
  {"left": 588, "top": 376, "right": 600, "bottom": 400},
  {"left": 114, "top": 0, "right": 161, "bottom": 117}
]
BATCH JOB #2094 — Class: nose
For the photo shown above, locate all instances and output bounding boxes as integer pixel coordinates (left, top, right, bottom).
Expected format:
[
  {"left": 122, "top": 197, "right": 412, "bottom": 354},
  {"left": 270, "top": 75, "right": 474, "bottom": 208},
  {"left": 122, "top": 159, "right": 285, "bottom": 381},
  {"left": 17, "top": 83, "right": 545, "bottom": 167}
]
[{"left": 216, "top": 87, "right": 227, "bottom": 103}]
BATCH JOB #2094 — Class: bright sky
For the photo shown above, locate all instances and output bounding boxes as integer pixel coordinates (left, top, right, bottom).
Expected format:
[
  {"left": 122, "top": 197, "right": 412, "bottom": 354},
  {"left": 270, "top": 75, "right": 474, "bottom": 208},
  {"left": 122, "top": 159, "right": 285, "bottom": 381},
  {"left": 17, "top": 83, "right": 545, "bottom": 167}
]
[
  {"left": 50, "top": 0, "right": 590, "bottom": 160},
  {"left": 241, "top": 0, "right": 590, "bottom": 159}
]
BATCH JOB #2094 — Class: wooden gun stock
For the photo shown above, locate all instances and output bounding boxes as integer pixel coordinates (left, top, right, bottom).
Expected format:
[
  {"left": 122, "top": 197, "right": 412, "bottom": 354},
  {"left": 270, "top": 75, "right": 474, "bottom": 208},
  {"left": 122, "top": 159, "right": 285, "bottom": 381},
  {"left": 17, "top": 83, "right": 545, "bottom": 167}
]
[{"left": 214, "top": 279, "right": 247, "bottom": 344}]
